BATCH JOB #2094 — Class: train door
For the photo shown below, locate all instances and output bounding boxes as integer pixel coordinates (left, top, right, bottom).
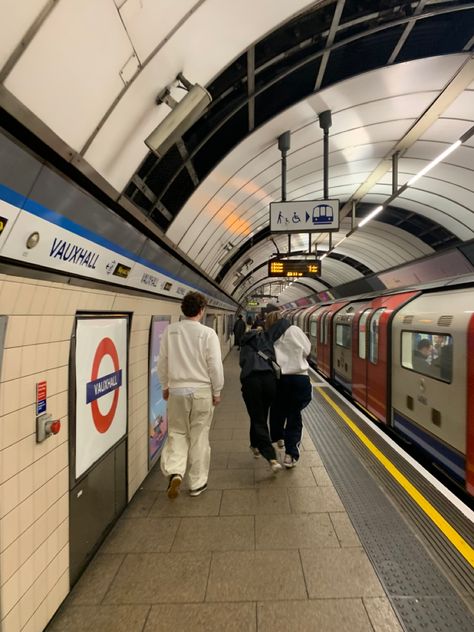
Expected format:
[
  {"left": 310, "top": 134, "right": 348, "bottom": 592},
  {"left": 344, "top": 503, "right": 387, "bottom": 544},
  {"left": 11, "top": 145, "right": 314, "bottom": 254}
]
[
  {"left": 352, "top": 306, "right": 372, "bottom": 409},
  {"left": 366, "top": 307, "right": 388, "bottom": 421},
  {"left": 333, "top": 302, "right": 367, "bottom": 393},
  {"left": 307, "top": 306, "right": 323, "bottom": 365},
  {"left": 467, "top": 313, "right": 474, "bottom": 495},
  {"left": 366, "top": 291, "right": 419, "bottom": 423},
  {"left": 317, "top": 302, "right": 347, "bottom": 378}
]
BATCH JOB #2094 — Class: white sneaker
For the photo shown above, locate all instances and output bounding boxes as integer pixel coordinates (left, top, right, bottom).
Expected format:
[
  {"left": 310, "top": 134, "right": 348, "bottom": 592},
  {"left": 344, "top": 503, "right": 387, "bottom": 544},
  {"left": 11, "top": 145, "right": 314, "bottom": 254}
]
[
  {"left": 277, "top": 440, "right": 285, "bottom": 449},
  {"left": 283, "top": 454, "right": 296, "bottom": 469},
  {"left": 269, "top": 459, "right": 282, "bottom": 473},
  {"left": 250, "top": 446, "right": 260, "bottom": 458}
]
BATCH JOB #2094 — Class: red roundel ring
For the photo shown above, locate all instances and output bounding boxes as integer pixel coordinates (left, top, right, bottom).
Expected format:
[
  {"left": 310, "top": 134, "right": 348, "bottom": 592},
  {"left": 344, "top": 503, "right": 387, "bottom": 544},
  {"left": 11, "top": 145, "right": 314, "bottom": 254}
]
[{"left": 90, "top": 337, "right": 120, "bottom": 433}]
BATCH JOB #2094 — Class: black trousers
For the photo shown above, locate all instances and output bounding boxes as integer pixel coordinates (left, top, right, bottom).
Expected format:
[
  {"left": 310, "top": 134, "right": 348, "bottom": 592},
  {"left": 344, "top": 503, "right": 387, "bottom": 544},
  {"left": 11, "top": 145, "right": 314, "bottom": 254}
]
[
  {"left": 270, "top": 374, "right": 312, "bottom": 460},
  {"left": 241, "top": 372, "right": 277, "bottom": 462}
]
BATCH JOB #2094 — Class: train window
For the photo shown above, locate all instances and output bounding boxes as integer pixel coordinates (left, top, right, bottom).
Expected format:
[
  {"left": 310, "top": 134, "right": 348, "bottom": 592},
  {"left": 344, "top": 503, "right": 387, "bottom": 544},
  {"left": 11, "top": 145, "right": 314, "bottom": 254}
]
[
  {"left": 369, "top": 308, "right": 385, "bottom": 364},
  {"left": 310, "top": 317, "right": 317, "bottom": 338},
  {"left": 336, "top": 324, "right": 351, "bottom": 348},
  {"left": 358, "top": 309, "right": 370, "bottom": 359},
  {"left": 401, "top": 332, "right": 453, "bottom": 383}
]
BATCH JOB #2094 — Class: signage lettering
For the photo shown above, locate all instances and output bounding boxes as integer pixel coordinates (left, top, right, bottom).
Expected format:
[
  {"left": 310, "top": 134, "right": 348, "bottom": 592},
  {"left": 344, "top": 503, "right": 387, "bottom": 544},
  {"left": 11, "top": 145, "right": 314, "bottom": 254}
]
[
  {"left": 113, "top": 263, "right": 131, "bottom": 278},
  {"left": 50, "top": 238, "right": 99, "bottom": 269},
  {"left": 268, "top": 259, "right": 321, "bottom": 278},
  {"left": 141, "top": 272, "right": 159, "bottom": 287}
]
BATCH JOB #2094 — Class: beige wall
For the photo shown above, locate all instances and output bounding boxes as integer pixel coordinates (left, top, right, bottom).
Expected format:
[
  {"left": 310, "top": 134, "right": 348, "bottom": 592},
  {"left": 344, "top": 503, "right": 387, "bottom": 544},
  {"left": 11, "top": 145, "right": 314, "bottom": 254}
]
[{"left": 0, "top": 271, "right": 232, "bottom": 632}]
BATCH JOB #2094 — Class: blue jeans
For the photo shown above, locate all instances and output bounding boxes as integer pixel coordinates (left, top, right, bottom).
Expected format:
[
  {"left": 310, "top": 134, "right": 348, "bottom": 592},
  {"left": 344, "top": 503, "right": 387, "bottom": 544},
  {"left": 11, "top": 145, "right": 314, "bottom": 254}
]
[{"left": 270, "top": 375, "right": 312, "bottom": 460}]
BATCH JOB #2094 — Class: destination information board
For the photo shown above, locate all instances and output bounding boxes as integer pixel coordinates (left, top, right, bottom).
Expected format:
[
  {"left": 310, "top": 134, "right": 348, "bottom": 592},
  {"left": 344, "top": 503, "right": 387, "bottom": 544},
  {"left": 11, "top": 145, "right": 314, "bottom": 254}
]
[{"left": 268, "top": 259, "right": 321, "bottom": 278}]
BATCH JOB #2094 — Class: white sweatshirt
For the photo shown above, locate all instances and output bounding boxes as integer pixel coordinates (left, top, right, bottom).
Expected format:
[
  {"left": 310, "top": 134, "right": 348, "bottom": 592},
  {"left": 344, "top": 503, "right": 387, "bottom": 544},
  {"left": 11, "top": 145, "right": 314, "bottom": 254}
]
[
  {"left": 274, "top": 325, "right": 311, "bottom": 375},
  {"left": 157, "top": 319, "right": 224, "bottom": 396}
]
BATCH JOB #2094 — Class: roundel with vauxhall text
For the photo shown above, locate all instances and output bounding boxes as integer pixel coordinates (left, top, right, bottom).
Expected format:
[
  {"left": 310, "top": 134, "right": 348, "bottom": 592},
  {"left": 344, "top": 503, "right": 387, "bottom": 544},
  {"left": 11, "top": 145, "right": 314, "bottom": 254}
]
[{"left": 75, "top": 318, "right": 128, "bottom": 478}]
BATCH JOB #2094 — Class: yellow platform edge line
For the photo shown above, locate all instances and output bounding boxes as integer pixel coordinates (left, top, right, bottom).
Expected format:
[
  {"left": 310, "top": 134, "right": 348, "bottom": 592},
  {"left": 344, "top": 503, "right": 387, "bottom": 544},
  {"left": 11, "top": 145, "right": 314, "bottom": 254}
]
[{"left": 315, "top": 386, "right": 474, "bottom": 568}]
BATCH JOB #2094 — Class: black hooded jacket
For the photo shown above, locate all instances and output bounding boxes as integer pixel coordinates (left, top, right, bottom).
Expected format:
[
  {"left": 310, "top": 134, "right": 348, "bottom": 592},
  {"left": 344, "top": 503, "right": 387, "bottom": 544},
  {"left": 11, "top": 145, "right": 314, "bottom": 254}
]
[{"left": 239, "top": 319, "right": 290, "bottom": 381}]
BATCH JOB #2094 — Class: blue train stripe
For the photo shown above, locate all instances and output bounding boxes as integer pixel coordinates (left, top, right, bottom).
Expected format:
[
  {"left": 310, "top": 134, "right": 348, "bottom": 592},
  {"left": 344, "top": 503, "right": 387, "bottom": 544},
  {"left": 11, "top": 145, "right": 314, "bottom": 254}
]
[{"left": 393, "top": 411, "right": 465, "bottom": 481}]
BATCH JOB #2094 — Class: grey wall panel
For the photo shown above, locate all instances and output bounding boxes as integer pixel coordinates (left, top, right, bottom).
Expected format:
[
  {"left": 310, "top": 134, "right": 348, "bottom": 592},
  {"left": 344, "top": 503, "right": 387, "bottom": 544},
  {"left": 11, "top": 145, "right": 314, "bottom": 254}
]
[
  {"left": 140, "top": 239, "right": 183, "bottom": 276},
  {"left": 0, "top": 131, "right": 42, "bottom": 197},
  {"left": 29, "top": 167, "right": 147, "bottom": 255}
]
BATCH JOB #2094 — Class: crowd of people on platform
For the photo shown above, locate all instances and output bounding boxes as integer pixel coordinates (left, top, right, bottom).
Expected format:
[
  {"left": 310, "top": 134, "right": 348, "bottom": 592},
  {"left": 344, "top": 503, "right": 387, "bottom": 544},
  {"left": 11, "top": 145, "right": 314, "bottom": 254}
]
[{"left": 156, "top": 291, "right": 312, "bottom": 500}]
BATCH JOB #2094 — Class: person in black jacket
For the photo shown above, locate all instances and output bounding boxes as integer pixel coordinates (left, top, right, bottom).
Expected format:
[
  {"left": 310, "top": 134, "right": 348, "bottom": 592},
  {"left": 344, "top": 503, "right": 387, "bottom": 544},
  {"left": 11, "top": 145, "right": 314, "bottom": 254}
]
[
  {"left": 233, "top": 315, "right": 246, "bottom": 349},
  {"left": 239, "top": 309, "right": 289, "bottom": 472}
]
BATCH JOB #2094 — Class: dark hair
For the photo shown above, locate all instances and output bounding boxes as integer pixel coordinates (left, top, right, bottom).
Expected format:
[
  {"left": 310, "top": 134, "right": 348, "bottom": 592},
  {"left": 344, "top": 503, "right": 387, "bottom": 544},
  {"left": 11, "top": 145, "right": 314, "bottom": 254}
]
[
  {"left": 417, "top": 338, "right": 431, "bottom": 350},
  {"left": 181, "top": 292, "right": 207, "bottom": 317}
]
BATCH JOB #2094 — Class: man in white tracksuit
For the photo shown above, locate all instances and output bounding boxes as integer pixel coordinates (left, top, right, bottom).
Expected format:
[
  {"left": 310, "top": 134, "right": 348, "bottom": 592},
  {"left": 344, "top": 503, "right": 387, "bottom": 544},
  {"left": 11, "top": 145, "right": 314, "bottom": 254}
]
[{"left": 157, "top": 292, "right": 224, "bottom": 498}]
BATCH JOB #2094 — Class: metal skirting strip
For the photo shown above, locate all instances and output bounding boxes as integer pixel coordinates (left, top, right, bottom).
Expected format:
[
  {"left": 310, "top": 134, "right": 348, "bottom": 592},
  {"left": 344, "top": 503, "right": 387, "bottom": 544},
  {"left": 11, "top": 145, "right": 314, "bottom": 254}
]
[{"left": 303, "top": 392, "right": 474, "bottom": 632}]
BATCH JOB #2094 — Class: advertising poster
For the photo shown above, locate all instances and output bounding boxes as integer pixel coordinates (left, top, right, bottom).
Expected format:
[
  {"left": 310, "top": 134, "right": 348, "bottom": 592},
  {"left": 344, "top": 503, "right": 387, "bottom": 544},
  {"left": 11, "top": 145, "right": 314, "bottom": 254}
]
[
  {"left": 149, "top": 316, "right": 170, "bottom": 467},
  {"left": 75, "top": 318, "right": 128, "bottom": 479}
]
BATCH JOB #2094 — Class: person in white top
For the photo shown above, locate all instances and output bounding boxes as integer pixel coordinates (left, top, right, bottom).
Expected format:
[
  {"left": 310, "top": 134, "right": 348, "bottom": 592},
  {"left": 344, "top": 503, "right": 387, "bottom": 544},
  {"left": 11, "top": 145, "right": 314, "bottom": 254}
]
[
  {"left": 157, "top": 292, "right": 224, "bottom": 498},
  {"left": 266, "top": 308, "right": 312, "bottom": 468}
]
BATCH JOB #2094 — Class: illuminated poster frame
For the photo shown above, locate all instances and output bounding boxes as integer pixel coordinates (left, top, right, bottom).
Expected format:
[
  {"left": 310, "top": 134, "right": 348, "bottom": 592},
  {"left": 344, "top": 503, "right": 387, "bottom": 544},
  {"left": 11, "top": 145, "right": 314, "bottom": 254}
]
[
  {"left": 74, "top": 317, "right": 128, "bottom": 479},
  {"left": 148, "top": 315, "right": 171, "bottom": 468}
]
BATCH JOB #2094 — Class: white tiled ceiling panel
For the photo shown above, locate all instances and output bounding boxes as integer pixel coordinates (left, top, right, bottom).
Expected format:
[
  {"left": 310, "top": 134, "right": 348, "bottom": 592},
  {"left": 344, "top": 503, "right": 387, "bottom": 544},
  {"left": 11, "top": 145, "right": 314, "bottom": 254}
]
[
  {"left": 82, "top": 0, "right": 317, "bottom": 189},
  {"left": 0, "top": 0, "right": 49, "bottom": 68},
  {"left": 5, "top": 0, "right": 135, "bottom": 150}
]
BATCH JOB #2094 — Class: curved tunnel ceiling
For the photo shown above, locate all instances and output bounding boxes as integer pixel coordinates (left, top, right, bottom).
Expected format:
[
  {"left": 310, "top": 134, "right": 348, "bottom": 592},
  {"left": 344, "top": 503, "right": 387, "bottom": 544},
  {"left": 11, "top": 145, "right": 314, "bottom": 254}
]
[{"left": 1, "top": 0, "right": 473, "bottom": 305}]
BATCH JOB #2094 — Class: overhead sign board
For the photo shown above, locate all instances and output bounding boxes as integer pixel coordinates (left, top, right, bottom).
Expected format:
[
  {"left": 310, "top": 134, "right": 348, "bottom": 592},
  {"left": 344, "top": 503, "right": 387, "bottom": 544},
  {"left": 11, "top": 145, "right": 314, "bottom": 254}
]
[
  {"left": 268, "top": 259, "right": 321, "bottom": 278},
  {"left": 270, "top": 200, "right": 340, "bottom": 233}
]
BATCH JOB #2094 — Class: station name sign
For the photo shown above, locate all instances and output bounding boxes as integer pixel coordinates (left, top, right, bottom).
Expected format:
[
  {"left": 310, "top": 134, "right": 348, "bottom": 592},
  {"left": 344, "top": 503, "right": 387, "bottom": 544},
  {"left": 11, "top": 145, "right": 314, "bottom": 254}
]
[
  {"left": 268, "top": 258, "right": 321, "bottom": 279},
  {"left": 270, "top": 200, "right": 339, "bottom": 233}
]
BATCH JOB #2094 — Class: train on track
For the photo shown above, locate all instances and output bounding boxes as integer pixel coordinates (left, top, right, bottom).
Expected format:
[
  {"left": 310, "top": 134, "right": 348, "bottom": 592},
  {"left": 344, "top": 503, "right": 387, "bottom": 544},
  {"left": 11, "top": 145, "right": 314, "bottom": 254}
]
[{"left": 282, "top": 275, "right": 474, "bottom": 498}]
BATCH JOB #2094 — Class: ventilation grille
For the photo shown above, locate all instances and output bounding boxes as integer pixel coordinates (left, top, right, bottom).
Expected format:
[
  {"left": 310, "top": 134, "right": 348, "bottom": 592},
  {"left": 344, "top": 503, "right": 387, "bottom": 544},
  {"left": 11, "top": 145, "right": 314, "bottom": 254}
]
[
  {"left": 437, "top": 315, "right": 453, "bottom": 327},
  {"left": 403, "top": 315, "right": 414, "bottom": 324}
]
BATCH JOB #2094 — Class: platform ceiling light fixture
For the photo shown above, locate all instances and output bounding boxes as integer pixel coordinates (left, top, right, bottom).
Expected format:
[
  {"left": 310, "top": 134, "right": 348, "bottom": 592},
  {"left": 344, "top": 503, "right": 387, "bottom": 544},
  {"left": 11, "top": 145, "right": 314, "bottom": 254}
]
[
  {"left": 407, "top": 140, "right": 462, "bottom": 186},
  {"left": 145, "top": 73, "right": 212, "bottom": 158},
  {"left": 308, "top": 125, "right": 474, "bottom": 264},
  {"left": 358, "top": 205, "right": 384, "bottom": 228}
]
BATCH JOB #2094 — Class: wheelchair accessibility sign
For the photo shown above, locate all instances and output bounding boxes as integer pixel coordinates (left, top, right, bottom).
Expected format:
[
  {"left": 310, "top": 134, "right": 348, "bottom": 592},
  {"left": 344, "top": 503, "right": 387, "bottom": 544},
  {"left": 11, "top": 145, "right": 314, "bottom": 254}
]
[{"left": 270, "top": 200, "right": 340, "bottom": 233}]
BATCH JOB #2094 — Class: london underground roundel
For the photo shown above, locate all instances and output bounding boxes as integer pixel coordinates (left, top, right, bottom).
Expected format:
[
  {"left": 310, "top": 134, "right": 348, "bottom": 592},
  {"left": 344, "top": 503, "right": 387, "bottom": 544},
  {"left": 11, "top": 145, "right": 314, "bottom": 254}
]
[
  {"left": 75, "top": 318, "right": 127, "bottom": 478},
  {"left": 86, "top": 337, "right": 122, "bottom": 433}
]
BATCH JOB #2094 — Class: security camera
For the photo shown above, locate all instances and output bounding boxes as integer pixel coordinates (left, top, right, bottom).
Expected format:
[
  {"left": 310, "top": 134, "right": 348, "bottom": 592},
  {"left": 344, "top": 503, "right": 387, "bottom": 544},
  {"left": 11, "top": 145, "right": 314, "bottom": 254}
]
[{"left": 145, "top": 82, "right": 212, "bottom": 158}]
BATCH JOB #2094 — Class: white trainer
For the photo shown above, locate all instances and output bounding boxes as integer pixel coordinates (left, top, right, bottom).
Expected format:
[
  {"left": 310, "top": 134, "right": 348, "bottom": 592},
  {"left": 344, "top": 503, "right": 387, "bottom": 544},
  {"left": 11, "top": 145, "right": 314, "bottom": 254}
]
[
  {"left": 283, "top": 454, "right": 296, "bottom": 468},
  {"left": 269, "top": 459, "right": 282, "bottom": 473}
]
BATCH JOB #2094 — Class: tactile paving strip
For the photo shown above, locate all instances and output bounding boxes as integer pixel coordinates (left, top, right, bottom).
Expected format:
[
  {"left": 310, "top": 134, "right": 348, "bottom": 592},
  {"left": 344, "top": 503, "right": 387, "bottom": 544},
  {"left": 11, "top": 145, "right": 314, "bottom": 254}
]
[{"left": 303, "top": 393, "right": 474, "bottom": 632}]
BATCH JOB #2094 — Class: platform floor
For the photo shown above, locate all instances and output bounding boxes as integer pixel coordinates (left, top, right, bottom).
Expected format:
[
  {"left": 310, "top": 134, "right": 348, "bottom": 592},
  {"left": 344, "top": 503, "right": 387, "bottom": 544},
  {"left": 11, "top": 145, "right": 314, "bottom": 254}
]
[{"left": 47, "top": 349, "right": 403, "bottom": 632}]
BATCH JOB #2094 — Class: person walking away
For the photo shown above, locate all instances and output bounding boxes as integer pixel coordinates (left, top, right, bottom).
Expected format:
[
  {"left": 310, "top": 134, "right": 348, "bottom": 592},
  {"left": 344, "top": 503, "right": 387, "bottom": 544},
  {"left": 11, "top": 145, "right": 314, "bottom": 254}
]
[
  {"left": 251, "top": 311, "right": 265, "bottom": 330},
  {"left": 233, "top": 314, "right": 246, "bottom": 349},
  {"left": 239, "top": 311, "right": 289, "bottom": 472},
  {"left": 157, "top": 292, "right": 224, "bottom": 498},
  {"left": 267, "top": 309, "right": 312, "bottom": 468}
]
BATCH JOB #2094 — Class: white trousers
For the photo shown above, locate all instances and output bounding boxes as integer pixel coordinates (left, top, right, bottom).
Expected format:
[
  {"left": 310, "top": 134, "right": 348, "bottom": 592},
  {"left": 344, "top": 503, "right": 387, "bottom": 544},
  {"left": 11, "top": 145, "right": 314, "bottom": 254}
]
[{"left": 160, "top": 388, "right": 214, "bottom": 490}]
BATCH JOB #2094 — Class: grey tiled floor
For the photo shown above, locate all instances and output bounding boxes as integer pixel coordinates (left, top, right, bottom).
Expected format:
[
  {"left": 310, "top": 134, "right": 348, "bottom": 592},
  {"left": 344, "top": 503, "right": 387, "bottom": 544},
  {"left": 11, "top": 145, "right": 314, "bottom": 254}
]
[{"left": 47, "top": 349, "right": 402, "bottom": 632}]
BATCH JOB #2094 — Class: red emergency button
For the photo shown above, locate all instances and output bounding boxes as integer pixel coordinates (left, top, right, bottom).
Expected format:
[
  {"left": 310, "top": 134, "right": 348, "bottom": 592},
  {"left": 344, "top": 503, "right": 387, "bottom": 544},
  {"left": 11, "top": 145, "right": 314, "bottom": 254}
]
[{"left": 50, "top": 420, "right": 61, "bottom": 434}]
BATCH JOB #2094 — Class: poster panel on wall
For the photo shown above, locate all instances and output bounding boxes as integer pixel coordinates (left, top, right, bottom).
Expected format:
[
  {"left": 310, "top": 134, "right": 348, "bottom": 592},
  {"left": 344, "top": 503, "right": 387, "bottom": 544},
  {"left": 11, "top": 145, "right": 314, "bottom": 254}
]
[
  {"left": 75, "top": 318, "right": 128, "bottom": 479},
  {"left": 149, "top": 316, "right": 170, "bottom": 467}
]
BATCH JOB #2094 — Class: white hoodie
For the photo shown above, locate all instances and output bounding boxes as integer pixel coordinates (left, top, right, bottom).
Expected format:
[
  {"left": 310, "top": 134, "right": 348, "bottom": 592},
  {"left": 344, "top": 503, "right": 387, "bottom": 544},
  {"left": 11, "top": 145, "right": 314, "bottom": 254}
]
[
  {"left": 157, "top": 319, "right": 224, "bottom": 395},
  {"left": 274, "top": 325, "right": 311, "bottom": 375}
]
